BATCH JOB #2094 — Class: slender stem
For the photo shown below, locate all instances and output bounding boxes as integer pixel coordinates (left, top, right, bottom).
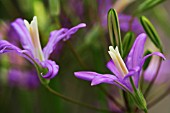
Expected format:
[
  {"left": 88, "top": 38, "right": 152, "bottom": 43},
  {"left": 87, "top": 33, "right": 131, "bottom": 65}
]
[
  {"left": 66, "top": 41, "right": 87, "bottom": 69},
  {"left": 99, "top": 86, "right": 125, "bottom": 111},
  {"left": 130, "top": 77, "right": 137, "bottom": 93},
  {"left": 148, "top": 88, "right": 170, "bottom": 109},
  {"left": 45, "top": 85, "right": 111, "bottom": 112},
  {"left": 144, "top": 58, "right": 162, "bottom": 98}
]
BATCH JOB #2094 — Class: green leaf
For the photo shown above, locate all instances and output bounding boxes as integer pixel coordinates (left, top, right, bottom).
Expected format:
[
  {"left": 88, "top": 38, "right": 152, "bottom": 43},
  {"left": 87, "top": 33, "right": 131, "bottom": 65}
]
[
  {"left": 143, "top": 50, "right": 152, "bottom": 70},
  {"left": 49, "top": 0, "right": 60, "bottom": 16},
  {"left": 107, "top": 9, "right": 123, "bottom": 56},
  {"left": 140, "top": 16, "right": 163, "bottom": 52},
  {"left": 122, "top": 32, "right": 135, "bottom": 59},
  {"left": 135, "top": 0, "right": 166, "bottom": 14}
]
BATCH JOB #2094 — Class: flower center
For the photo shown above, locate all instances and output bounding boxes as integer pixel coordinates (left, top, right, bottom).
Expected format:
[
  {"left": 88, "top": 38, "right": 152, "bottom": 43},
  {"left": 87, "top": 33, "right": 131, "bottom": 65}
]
[
  {"left": 24, "top": 16, "right": 44, "bottom": 61},
  {"left": 108, "top": 46, "right": 128, "bottom": 77}
]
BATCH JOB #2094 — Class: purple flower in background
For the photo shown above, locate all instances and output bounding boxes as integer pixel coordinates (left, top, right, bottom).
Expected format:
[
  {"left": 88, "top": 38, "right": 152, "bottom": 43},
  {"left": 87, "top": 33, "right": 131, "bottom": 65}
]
[
  {"left": 144, "top": 57, "right": 170, "bottom": 84},
  {"left": 69, "top": 0, "right": 84, "bottom": 17},
  {"left": 0, "top": 16, "right": 86, "bottom": 79},
  {"left": 8, "top": 69, "right": 39, "bottom": 89},
  {"left": 74, "top": 33, "right": 165, "bottom": 92},
  {"left": 98, "top": 0, "right": 143, "bottom": 35},
  {"left": 98, "top": 0, "right": 113, "bottom": 27},
  {"left": 119, "top": 14, "right": 144, "bottom": 35}
]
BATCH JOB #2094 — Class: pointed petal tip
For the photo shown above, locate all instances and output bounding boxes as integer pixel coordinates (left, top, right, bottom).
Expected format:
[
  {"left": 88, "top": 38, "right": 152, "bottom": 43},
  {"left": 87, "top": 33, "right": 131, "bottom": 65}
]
[
  {"left": 138, "top": 33, "right": 147, "bottom": 39},
  {"left": 33, "top": 16, "right": 37, "bottom": 19},
  {"left": 109, "top": 46, "right": 113, "bottom": 50},
  {"left": 74, "top": 72, "right": 79, "bottom": 77},
  {"left": 91, "top": 82, "right": 96, "bottom": 86},
  {"left": 80, "top": 23, "right": 86, "bottom": 27}
]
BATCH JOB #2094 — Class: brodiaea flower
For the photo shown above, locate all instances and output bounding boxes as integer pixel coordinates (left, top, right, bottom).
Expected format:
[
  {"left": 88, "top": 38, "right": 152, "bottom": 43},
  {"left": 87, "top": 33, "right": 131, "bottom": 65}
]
[
  {"left": 0, "top": 16, "right": 86, "bottom": 79},
  {"left": 74, "top": 33, "right": 165, "bottom": 92},
  {"left": 144, "top": 56, "right": 170, "bottom": 84}
]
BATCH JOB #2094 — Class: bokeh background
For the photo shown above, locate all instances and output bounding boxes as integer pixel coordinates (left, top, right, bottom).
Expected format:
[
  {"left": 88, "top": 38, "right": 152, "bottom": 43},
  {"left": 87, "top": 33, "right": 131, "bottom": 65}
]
[{"left": 0, "top": 0, "right": 170, "bottom": 113}]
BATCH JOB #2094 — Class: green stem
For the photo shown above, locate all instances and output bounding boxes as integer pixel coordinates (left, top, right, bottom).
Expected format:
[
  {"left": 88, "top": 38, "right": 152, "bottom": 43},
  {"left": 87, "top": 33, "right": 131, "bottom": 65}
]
[
  {"left": 130, "top": 77, "right": 147, "bottom": 113},
  {"left": 144, "top": 58, "right": 162, "bottom": 98},
  {"left": 130, "top": 77, "right": 137, "bottom": 93},
  {"left": 45, "top": 85, "right": 111, "bottom": 112}
]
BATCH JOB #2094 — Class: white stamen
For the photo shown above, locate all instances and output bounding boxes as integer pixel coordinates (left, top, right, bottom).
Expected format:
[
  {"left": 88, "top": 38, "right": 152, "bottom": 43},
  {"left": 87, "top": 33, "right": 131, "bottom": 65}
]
[
  {"left": 108, "top": 46, "right": 128, "bottom": 77},
  {"left": 24, "top": 16, "right": 44, "bottom": 61}
]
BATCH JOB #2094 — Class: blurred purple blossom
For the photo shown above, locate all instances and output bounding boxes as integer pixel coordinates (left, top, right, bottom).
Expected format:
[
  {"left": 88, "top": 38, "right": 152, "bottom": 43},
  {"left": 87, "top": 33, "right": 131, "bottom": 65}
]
[
  {"left": 98, "top": 0, "right": 113, "bottom": 27},
  {"left": 144, "top": 57, "right": 170, "bottom": 84},
  {"left": 0, "top": 16, "right": 86, "bottom": 79},
  {"left": 98, "top": 0, "right": 144, "bottom": 35},
  {"left": 74, "top": 33, "right": 165, "bottom": 92},
  {"left": 119, "top": 14, "right": 144, "bottom": 35},
  {"left": 8, "top": 69, "right": 39, "bottom": 89},
  {"left": 69, "top": 0, "right": 84, "bottom": 17}
]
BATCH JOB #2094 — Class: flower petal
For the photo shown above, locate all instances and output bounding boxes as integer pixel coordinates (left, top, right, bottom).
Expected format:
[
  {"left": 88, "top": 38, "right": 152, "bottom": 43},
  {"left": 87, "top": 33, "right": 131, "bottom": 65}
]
[
  {"left": 91, "top": 74, "right": 117, "bottom": 86},
  {"left": 43, "top": 28, "right": 68, "bottom": 59},
  {"left": 74, "top": 71, "right": 131, "bottom": 92},
  {"left": 10, "top": 18, "right": 34, "bottom": 53},
  {"left": 124, "top": 66, "right": 141, "bottom": 88},
  {"left": 40, "top": 60, "right": 59, "bottom": 79},
  {"left": 126, "top": 33, "right": 147, "bottom": 69},
  {"left": 0, "top": 40, "right": 34, "bottom": 63},
  {"left": 106, "top": 60, "right": 122, "bottom": 78},
  {"left": 63, "top": 23, "right": 86, "bottom": 41},
  {"left": 119, "top": 14, "right": 144, "bottom": 35},
  {"left": 43, "top": 23, "right": 86, "bottom": 60},
  {"left": 123, "top": 66, "right": 140, "bottom": 79},
  {"left": 74, "top": 71, "right": 102, "bottom": 81},
  {"left": 141, "top": 52, "right": 166, "bottom": 67},
  {"left": 144, "top": 58, "right": 170, "bottom": 84}
]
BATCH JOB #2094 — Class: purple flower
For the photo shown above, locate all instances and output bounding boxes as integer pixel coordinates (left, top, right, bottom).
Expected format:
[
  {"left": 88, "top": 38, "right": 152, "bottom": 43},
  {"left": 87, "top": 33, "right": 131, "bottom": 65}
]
[
  {"left": 8, "top": 69, "right": 39, "bottom": 89},
  {"left": 98, "top": 0, "right": 113, "bottom": 27},
  {"left": 0, "top": 16, "right": 86, "bottom": 79},
  {"left": 119, "top": 14, "right": 144, "bottom": 35},
  {"left": 74, "top": 33, "right": 165, "bottom": 92},
  {"left": 144, "top": 57, "right": 170, "bottom": 84}
]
